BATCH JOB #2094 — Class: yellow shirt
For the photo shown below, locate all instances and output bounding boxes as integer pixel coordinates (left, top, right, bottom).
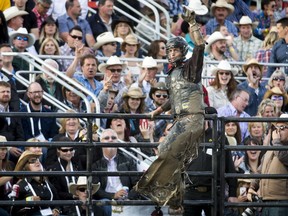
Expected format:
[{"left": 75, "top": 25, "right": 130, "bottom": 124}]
[{"left": 0, "top": 0, "right": 10, "bottom": 11}]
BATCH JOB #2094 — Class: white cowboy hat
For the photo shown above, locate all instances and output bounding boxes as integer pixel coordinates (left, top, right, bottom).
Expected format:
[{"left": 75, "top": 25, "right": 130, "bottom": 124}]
[
  {"left": 9, "top": 27, "right": 35, "bottom": 48},
  {"left": 93, "top": 32, "right": 123, "bottom": 50},
  {"left": 137, "top": 56, "right": 158, "bottom": 68},
  {"left": 234, "top": 16, "right": 259, "bottom": 29},
  {"left": 3, "top": 6, "right": 28, "bottom": 21},
  {"left": 183, "top": 0, "right": 209, "bottom": 15},
  {"left": 205, "top": 31, "right": 227, "bottom": 53},
  {"left": 211, "top": 0, "right": 234, "bottom": 15},
  {"left": 0, "top": 135, "right": 7, "bottom": 142},
  {"left": 69, "top": 176, "right": 100, "bottom": 196},
  {"left": 211, "top": 60, "right": 238, "bottom": 76},
  {"left": 98, "top": 55, "right": 127, "bottom": 73}
]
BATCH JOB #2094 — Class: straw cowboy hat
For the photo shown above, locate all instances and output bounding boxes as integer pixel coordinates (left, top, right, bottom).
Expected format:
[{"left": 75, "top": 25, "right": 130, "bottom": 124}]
[
  {"left": 149, "top": 82, "right": 169, "bottom": 99},
  {"left": 137, "top": 56, "right": 158, "bottom": 68},
  {"left": 69, "top": 176, "right": 100, "bottom": 195},
  {"left": 14, "top": 150, "right": 43, "bottom": 171},
  {"left": 3, "top": 6, "right": 28, "bottom": 21},
  {"left": 242, "top": 58, "right": 263, "bottom": 75},
  {"left": 93, "top": 32, "right": 123, "bottom": 50},
  {"left": 211, "top": 0, "right": 234, "bottom": 15},
  {"left": 111, "top": 16, "right": 134, "bottom": 32},
  {"left": 123, "top": 87, "right": 146, "bottom": 99},
  {"left": 98, "top": 55, "right": 127, "bottom": 73},
  {"left": 211, "top": 60, "right": 238, "bottom": 76},
  {"left": 234, "top": 16, "right": 258, "bottom": 29},
  {"left": 121, "top": 34, "right": 140, "bottom": 52},
  {"left": 263, "top": 86, "right": 288, "bottom": 106},
  {"left": 205, "top": 31, "right": 227, "bottom": 53},
  {"left": 183, "top": 0, "right": 209, "bottom": 15},
  {"left": 9, "top": 27, "right": 36, "bottom": 48}
]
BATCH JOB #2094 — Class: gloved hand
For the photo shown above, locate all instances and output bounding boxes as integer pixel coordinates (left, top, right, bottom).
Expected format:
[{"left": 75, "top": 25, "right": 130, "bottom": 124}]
[{"left": 182, "top": 7, "right": 196, "bottom": 25}]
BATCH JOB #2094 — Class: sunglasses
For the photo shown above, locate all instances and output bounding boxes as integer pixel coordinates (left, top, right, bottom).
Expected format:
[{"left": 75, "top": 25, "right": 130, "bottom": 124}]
[
  {"left": 108, "top": 68, "right": 122, "bottom": 73},
  {"left": 155, "top": 93, "right": 168, "bottom": 99},
  {"left": 70, "top": 34, "right": 82, "bottom": 40},
  {"left": 16, "top": 36, "right": 28, "bottom": 41},
  {"left": 77, "top": 187, "right": 87, "bottom": 192},
  {"left": 28, "top": 158, "right": 40, "bottom": 164},
  {"left": 218, "top": 71, "right": 231, "bottom": 76},
  {"left": 126, "top": 44, "right": 137, "bottom": 47},
  {"left": 273, "top": 125, "right": 288, "bottom": 131},
  {"left": 102, "top": 136, "right": 117, "bottom": 141},
  {"left": 272, "top": 77, "right": 285, "bottom": 82},
  {"left": 271, "top": 95, "right": 283, "bottom": 100},
  {"left": 59, "top": 148, "right": 74, "bottom": 152},
  {"left": 106, "top": 42, "right": 117, "bottom": 46}
]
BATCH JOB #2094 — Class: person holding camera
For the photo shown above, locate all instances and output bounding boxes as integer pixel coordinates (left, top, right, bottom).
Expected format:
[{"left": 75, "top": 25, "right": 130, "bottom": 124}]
[{"left": 247, "top": 113, "right": 288, "bottom": 215}]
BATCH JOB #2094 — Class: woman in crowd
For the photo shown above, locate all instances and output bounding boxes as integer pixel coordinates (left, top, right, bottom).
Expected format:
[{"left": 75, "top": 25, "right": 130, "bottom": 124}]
[
  {"left": 39, "top": 38, "right": 61, "bottom": 56},
  {"left": 12, "top": 151, "right": 61, "bottom": 216},
  {"left": 119, "top": 87, "right": 147, "bottom": 141},
  {"left": 206, "top": 60, "right": 238, "bottom": 109},
  {"left": 263, "top": 86, "right": 288, "bottom": 116},
  {"left": 147, "top": 39, "right": 168, "bottom": 82},
  {"left": 255, "top": 27, "right": 279, "bottom": 77},
  {"left": 245, "top": 122, "right": 266, "bottom": 145},
  {"left": 0, "top": 136, "right": 14, "bottom": 216},
  {"left": 266, "top": 69, "right": 286, "bottom": 92},
  {"left": 61, "top": 84, "right": 87, "bottom": 113},
  {"left": 34, "top": 16, "right": 63, "bottom": 52}
]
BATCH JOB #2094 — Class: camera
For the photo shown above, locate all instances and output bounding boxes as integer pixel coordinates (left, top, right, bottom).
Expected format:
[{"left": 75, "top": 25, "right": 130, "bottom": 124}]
[{"left": 242, "top": 194, "right": 262, "bottom": 216}]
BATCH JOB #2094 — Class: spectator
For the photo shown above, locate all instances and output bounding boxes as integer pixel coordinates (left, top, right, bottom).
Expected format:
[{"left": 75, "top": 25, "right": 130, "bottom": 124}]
[
  {"left": 254, "top": 0, "right": 276, "bottom": 40},
  {"left": 67, "top": 176, "right": 102, "bottom": 216},
  {"left": 226, "top": 0, "right": 255, "bottom": 22},
  {"left": 247, "top": 113, "right": 288, "bottom": 215},
  {"left": 35, "top": 59, "right": 63, "bottom": 111},
  {"left": 0, "top": 136, "right": 15, "bottom": 216},
  {"left": 233, "top": 16, "right": 262, "bottom": 61},
  {"left": 205, "top": 0, "right": 238, "bottom": 37},
  {"left": 88, "top": 0, "right": 118, "bottom": 39},
  {"left": 245, "top": 121, "right": 266, "bottom": 146},
  {"left": 255, "top": 26, "right": 279, "bottom": 77},
  {"left": 34, "top": 16, "right": 64, "bottom": 53},
  {"left": 238, "top": 58, "right": 266, "bottom": 116},
  {"left": 266, "top": 69, "right": 286, "bottom": 92},
  {"left": 20, "top": 82, "right": 58, "bottom": 141},
  {"left": 66, "top": 53, "right": 103, "bottom": 98},
  {"left": 3, "top": 6, "right": 28, "bottom": 33},
  {"left": 263, "top": 86, "right": 288, "bottom": 116},
  {"left": 31, "top": 0, "right": 52, "bottom": 29},
  {"left": 267, "top": 17, "right": 288, "bottom": 77},
  {"left": 225, "top": 121, "right": 242, "bottom": 146},
  {"left": 94, "top": 32, "right": 123, "bottom": 59},
  {"left": 11, "top": 150, "right": 61, "bottom": 216},
  {"left": 217, "top": 88, "right": 250, "bottom": 141},
  {"left": 92, "top": 129, "right": 138, "bottom": 215},
  {"left": 57, "top": 0, "right": 95, "bottom": 48},
  {"left": 206, "top": 60, "right": 238, "bottom": 109},
  {"left": 0, "top": 11, "right": 9, "bottom": 44},
  {"left": 257, "top": 98, "right": 276, "bottom": 118},
  {"left": 14, "top": 0, "right": 39, "bottom": 39}
]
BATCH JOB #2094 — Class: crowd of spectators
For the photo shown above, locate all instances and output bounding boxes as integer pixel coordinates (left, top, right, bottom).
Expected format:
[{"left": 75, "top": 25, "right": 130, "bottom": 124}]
[{"left": 1, "top": 0, "right": 288, "bottom": 215}]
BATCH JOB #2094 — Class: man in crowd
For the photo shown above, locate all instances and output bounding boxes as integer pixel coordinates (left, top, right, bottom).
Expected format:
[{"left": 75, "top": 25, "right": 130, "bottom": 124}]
[
  {"left": 248, "top": 113, "right": 288, "bottom": 215},
  {"left": 4, "top": 6, "right": 28, "bottom": 33},
  {"left": 32, "top": 0, "right": 52, "bottom": 29}
]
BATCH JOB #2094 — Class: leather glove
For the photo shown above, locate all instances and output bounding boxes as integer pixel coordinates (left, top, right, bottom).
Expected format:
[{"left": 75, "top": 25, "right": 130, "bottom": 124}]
[{"left": 182, "top": 7, "right": 196, "bottom": 25}]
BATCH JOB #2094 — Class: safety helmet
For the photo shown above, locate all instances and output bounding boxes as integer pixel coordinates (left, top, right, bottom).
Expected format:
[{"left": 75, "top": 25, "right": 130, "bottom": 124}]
[{"left": 166, "top": 37, "right": 188, "bottom": 65}]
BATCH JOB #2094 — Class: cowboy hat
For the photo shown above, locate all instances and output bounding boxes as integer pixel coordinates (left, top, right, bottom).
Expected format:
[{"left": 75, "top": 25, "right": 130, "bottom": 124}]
[
  {"left": 205, "top": 31, "right": 227, "bottom": 53},
  {"left": 263, "top": 86, "right": 288, "bottom": 105},
  {"left": 111, "top": 16, "right": 134, "bottom": 33},
  {"left": 0, "top": 135, "right": 7, "bottom": 142},
  {"left": 242, "top": 58, "right": 263, "bottom": 74},
  {"left": 3, "top": 6, "right": 28, "bottom": 22},
  {"left": 69, "top": 176, "right": 100, "bottom": 195},
  {"left": 183, "top": 0, "right": 209, "bottom": 15},
  {"left": 211, "top": 60, "right": 238, "bottom": 76},
  {"left": 137, "top": 56, "right": 158, "bottom": 68},
  {"left": 98, "top": 56, "right": 127, "bottom": 73},
  {"left": 123, "top": 87, "right": 146, "bottom": 99},
  {"left": 121, "top": 34, "right": 140, "bottom": 52},
  {"left": 93, "top": 32, "right": 123, "bottom": 50},
  {"left": 9, "top": 27, "right": 36, "bottom": 48},
  {"left": 273, "top": 113, "right": 288, "bottom": 126},
  {"left": 149, "top": 82, "right": 169, "bottom": 99},
  {"left": 234, "top": 16, "right": 258, "bottom": 29},
  {"left": 14, "top": 150, "right": 42, "bottom": 171},
  {"left": 211, "top": 0, "right": 234, "bottom": 15}
]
